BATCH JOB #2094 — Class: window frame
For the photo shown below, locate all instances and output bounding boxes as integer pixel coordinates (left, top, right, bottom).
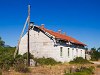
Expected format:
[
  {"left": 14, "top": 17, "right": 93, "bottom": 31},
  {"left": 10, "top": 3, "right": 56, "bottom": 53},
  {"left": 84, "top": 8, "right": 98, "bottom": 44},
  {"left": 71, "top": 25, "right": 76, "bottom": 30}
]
[
  {"left": 68, "top": 48, "right": 70, "bottom": 57},
  {"left": 60, "top": 47, "right": 63, "bottom": 57}
]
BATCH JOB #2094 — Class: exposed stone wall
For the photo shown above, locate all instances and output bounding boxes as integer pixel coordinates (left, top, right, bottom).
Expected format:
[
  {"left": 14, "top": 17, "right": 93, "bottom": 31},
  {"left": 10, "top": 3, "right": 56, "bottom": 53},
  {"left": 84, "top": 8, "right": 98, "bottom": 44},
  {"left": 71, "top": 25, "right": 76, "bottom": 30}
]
[{"left": 19, "top": 27, "right": 85, "bottom": 62}]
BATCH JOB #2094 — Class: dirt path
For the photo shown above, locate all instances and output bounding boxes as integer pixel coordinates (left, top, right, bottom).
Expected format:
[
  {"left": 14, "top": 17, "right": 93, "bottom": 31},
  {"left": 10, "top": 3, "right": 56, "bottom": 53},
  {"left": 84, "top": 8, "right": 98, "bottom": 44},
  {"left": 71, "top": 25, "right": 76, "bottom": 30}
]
[
  {"left": 95, "top": 68, "right": 100, "bottom": 75},
  {"left": 92, "top": 61, "right": 100, "bottom": 65},
  {"left": 91, "top": 61, "right": 100, "bottom": 75}
]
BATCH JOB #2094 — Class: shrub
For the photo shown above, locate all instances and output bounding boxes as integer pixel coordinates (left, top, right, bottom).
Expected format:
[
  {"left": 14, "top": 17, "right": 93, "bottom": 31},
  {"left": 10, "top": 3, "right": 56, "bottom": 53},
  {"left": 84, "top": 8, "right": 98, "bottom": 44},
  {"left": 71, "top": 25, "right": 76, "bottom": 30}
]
[
  {"left": 64, "top": 66, "right": 94, "bottom": 75},
  {"left": 64, "top": 73, "right": 73, "bottom": 75},
  {"left": 0, "top": 46, "right": 15, "bottom": 71},
  {"left": 2, "top": 64, "right": 10, "bottom": 71},
  {"left": 0, "top": 69, "right": 2, "bottom": 74},
  {"left": 22, "top": 52, "right": 34, "bottom": 59},
  {"left": 65, "top": 72, "right": 91, "bottom": 75},
  {"left": 69, "top": 57, "right": 90, "bottom": 64},
  {"left": 14, "top": 55, "right": 30, "bottom": 73},
  {"left": 90, "top": 48, "right": 100, "bottom": 61},
  {"left": 34, "top": 57, "right": 61, "bottom": 65},
  {"left": 73, "top": 72, "right": 89, "bottom": 75},
  {"left": 14, "top": 63, "right": 30, "bottom": 73},
  {"left": 80, "top": 67, "right": 93, "bottom": 74}
]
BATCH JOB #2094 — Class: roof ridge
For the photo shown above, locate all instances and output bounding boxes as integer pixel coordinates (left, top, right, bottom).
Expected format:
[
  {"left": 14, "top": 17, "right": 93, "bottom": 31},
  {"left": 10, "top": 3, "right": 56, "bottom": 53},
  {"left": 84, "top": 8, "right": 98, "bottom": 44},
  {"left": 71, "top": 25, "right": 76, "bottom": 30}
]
[{"left": 35, "top": 25, "right": 86, "bottom": 46}]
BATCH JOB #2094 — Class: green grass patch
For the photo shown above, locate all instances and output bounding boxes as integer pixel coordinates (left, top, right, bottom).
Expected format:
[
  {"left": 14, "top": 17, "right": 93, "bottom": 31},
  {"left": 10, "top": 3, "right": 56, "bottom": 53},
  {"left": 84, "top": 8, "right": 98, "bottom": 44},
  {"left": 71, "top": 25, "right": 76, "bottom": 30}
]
[
  {"left": 34, "top": 57, "right": 61, "bottom": 65},
  {"left": 69, "top": 57, "right": 90, "bottom": 64}
]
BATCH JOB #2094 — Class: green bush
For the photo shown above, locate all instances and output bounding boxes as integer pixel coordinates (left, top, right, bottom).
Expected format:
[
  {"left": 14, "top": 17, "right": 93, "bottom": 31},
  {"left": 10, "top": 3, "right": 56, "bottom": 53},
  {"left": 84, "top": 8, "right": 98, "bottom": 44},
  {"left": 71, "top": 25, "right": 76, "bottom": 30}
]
[
  {"left": 0, "top": 46, "right": 15, "bottom": 71},
  {"left": 69, "top": 57, "right": 90, "bottom": 64},
  {"left": 22, "top": 52, "right": 34, "bottom": 59},
  {"left": 34, "top": 57, "right": 61, "bottom": 65},
  {"left": 64, "top": 66, "right": 94, "bottom": 75},
  {"left": 90, "top": 48, "right": 100, "bottom": 61},
  {"left": 14, "top": 63, "right": 29, "bottom": 73},
  {"left": 65, "top": 72, "right": 90, "bottom": 75},
  {"left": 64, "top": 73, "right": 73, "bottom": 75},
  {"left": 73, "top": 72, "right": 89, "bottom": 75},
  {"left": 0, "top": 69, "right": 2, "bottom": 75},
  {"left": 14, "top": 55, "right": 30, "bottom": 73},
  {"left": 80, "top": 67, "right": 93, "bottom": 74},
  {"left": 2, "top": 64, "right": 10, "bottom": 71}
]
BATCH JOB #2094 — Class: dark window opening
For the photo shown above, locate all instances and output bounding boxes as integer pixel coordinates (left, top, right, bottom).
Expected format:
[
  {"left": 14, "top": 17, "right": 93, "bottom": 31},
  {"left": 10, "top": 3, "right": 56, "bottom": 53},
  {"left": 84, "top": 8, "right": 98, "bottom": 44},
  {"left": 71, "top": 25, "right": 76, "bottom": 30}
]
[
  {"left": 68, "top": 48, "right": 70, "bottom": 57},
  {"left": 60, "top": 47, "right": 63, "bottom": 57}
]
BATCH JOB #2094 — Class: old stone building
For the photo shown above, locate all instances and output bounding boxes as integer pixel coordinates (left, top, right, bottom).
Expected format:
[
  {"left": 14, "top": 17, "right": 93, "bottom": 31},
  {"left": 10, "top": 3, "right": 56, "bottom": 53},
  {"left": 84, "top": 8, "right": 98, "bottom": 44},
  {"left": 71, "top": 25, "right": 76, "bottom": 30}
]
[{"left": 19, "top": 23, "right": 86, "bottom": 62}]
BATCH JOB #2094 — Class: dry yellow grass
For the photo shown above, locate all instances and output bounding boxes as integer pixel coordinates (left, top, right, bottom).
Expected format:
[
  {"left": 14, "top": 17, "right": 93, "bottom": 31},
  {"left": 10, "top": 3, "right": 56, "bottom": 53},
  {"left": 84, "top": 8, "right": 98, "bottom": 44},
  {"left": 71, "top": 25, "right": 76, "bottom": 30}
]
[{"left": 2, "top": 64, "right": 100, "bottom": 75}]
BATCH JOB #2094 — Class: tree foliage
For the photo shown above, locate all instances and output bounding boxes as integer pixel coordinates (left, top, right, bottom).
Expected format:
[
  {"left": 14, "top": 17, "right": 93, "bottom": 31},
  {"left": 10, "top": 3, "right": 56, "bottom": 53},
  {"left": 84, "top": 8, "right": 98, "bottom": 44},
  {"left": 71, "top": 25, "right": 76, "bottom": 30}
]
[
  {"left": 0, "top": 46, "right": 15, "bottom": 70},
  {"left": 0, "top": 37, "right": 5, "bottom": 47},
  {"left": 0, "top": 36, "right": 30, "bottom": 72},
  {"left": 90, "top": 47, "right": 100, "bottom": 61}
]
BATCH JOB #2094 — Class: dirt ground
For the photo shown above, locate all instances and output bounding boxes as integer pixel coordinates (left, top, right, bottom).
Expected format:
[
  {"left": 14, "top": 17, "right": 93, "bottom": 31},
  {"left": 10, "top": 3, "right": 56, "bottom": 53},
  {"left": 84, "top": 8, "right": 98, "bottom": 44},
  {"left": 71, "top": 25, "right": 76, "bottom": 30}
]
[{"left": 2, "top": 64, "right": 100, "bottom": 75}]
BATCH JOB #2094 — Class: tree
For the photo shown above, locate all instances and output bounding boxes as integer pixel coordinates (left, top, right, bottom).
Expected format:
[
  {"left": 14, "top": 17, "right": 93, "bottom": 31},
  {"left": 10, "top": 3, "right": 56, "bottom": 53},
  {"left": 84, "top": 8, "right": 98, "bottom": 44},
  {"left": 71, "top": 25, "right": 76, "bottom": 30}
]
[
  {"left": 0, "top": 46, "right": 15, "bottom": 70},
  {"left": 91, "top": 47, "right": 96, "bottom": 51},
  {"left": 0, "top": 37, "right": 5, "bottom": 47},
  {"left": 97, "top": 47, "right": 100, "bottom": 52},
  {"left": 91, "top": 47, "right": 100, "bottom": 61}
]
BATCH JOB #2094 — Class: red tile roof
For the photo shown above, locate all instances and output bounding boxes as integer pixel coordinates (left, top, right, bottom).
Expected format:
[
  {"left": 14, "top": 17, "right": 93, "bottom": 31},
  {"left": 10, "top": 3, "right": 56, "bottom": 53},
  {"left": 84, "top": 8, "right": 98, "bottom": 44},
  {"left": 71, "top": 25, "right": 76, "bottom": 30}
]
[{"left": 36, "top": 26, "right": 86, "bottom": 46}]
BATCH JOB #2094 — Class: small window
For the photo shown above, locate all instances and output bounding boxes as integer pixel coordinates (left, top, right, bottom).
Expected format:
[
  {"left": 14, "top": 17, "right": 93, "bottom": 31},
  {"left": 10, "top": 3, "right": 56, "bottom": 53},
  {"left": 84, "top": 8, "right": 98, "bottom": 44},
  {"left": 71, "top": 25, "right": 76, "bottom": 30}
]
[
  {"left": 68, "top": 48, "right": 70, "bottom": 57},
  {"left": 76, "top": 49, "right": 78, "bottom": 56},
  {"left": 72, "top": 48, "right": 74, "bottom": 57},
  {"left": 60, "top": 47, "right": 63, "bottom": 57},
  {"left": 81, "top": 50, "right": 82, "bottom": 56},
  {"left": 76, "top": 49, "right": 78, "bottom": 52}
]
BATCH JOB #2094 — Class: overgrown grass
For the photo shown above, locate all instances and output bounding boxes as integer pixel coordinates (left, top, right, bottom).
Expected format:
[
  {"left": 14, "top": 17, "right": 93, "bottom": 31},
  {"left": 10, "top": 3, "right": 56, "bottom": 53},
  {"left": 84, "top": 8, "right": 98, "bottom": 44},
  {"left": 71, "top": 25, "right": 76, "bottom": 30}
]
[
  {"left": 34, "top": 57, "right": 61, "bottom": 66},
  {"left": 69, "top": 57, "right": 90, "bottom": 64},
  {"left": 65, "top": 72, "right": 89, "bottom": 75},
  {"left": 14, "top": 55, "right": 30, "bottom": 73},
  {"left": 0, "top": 47, "right": 15, "bottom": 71},
  {"left": 0, "top": 69, "right": 2, "bottom": 75},
  {"left": 64, "top": 66, "right": 94, "bottom": 75}
]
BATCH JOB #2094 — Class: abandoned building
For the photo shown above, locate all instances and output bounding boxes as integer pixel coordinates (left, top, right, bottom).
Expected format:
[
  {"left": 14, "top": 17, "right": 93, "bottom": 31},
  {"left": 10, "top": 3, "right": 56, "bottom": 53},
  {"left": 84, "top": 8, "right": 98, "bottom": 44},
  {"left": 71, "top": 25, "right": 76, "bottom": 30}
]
[{"left": 18, "top": 23, "right": 86, "bottom": 62}]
